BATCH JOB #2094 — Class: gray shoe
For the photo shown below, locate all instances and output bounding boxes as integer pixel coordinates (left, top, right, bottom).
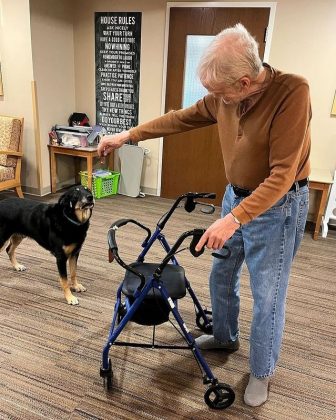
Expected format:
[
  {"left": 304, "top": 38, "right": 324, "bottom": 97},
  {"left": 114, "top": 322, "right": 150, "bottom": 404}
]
[{"left": 195, "top": 335, "right": 240, "bottom": 351}]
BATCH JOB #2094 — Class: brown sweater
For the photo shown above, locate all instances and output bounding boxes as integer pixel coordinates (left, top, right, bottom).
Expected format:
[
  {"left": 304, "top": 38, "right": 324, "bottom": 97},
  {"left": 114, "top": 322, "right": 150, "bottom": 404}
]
[{"left": 129, "top": 65, "right": 311, "bottom": 224}]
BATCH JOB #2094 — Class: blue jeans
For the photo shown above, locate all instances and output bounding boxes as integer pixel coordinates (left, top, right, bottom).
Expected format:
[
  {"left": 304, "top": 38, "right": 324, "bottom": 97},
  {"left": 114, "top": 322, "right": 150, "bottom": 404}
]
[{"left": 210, "top": 184, "right": 309, "bottom": 378}]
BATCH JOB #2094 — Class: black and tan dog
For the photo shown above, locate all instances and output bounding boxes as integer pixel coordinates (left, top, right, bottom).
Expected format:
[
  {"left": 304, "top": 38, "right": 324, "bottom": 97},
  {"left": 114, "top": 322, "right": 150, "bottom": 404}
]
[{"left": 0, "top": 185, "right": 94, "bottom": 305}]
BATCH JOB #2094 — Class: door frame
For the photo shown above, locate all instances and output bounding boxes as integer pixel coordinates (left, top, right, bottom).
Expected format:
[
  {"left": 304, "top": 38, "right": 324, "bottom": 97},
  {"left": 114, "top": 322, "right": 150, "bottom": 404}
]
[{"left": 156, "top": 1, "right": 277, "bottom": 195}]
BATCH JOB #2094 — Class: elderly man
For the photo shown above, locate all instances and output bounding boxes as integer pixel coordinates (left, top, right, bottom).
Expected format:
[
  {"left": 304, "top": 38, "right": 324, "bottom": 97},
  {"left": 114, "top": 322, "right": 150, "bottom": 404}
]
[{"left": 97, "top": 23, "right": 311, "bottom": 407}]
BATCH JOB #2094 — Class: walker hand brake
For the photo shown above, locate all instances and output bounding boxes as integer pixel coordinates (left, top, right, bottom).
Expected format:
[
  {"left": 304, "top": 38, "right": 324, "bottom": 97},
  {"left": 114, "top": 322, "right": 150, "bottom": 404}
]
[
  {"left": 195, "top": 202, "right": 215, "bottom": 214},
  {"left": 189, "top": 229, "right": 231, "bottom": 259}
]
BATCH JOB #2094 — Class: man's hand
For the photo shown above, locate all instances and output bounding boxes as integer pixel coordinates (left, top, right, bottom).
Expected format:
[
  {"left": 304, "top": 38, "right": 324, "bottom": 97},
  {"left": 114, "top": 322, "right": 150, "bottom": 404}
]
[
  {"left": 97, "top": 130, "right": 131, "bottom": 157},
  {"left": 195, "top": 213, "right": 240, "bottom": 252}
]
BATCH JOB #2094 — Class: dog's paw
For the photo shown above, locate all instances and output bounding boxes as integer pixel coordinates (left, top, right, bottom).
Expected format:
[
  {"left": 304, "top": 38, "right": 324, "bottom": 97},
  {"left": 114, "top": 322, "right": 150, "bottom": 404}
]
[
  {"left": 14, "top": 264, "right": 27, "bottom": 272},
  {"left": 71, "top": 283, "right": 87, "bottom": 293},
  {"left": 67, "top": 295, "right": 79, "bottom": 305}
]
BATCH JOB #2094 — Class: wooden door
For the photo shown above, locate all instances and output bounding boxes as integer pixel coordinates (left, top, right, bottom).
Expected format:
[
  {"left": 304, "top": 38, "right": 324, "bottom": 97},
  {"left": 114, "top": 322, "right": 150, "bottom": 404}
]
[{"left": 161, "top": 7, "right": 270, "bottom": 205}]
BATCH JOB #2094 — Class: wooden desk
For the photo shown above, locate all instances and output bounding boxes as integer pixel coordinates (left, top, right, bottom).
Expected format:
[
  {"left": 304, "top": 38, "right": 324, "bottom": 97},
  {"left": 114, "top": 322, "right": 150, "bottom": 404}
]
[
  {"left": 48, "top": 144, "right": 113, "bottom": 193},
  {"left": 309, "top": 168, "right": 333, "bottom": 240}
]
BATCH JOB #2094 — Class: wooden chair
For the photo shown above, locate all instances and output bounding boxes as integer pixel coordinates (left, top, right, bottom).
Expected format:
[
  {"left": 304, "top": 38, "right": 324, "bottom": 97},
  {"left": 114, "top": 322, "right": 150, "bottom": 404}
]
[{"left": 0, "top": 115, "right": 24, "bottom": 198}]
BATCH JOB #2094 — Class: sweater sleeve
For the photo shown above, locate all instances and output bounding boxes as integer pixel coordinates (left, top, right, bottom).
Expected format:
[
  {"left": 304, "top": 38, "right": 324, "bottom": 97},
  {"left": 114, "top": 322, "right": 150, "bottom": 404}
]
[
  {"left": 128, "top": 95, "right": 217, "bottom": 141},
  {"left": 232, "top": 82, "right": 312, "bottom": 224}
]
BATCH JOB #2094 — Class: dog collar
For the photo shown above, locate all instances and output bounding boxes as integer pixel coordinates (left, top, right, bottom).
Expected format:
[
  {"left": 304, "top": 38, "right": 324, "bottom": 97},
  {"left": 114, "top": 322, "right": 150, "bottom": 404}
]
[{"left": 63, "top": 208, "right": 91, "bottom": 226}]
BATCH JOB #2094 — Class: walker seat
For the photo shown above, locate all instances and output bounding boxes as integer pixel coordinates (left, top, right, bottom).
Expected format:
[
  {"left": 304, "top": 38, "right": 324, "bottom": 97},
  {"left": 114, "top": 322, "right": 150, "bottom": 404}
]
[
  {"left": 122, "top": 262, "right": 186, "bottom": 299},
  {"left": 122, "top": 262, "right": 186, "bottom": 325}
]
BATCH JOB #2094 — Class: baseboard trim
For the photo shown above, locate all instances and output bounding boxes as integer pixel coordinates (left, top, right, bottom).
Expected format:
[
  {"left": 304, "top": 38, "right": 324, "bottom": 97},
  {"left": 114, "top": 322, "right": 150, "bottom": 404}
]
[
  {"left": 22, "top": 185, "right": 50, "bottom": 196},
  {"left": 22, "top": 178, "right": 76, "bottom": 196},
  {"left": 140, "top": 186, "right": 158, "bottom": 196}
]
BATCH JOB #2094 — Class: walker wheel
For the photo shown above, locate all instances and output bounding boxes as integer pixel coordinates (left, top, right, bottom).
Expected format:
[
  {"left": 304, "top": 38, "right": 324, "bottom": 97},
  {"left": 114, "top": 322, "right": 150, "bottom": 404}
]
[
  {"left": 204, "top": 383, "right": 235, "bottom": 409},
  {"left": 196, "top": 310, "right": 213, "bottom": 334}
]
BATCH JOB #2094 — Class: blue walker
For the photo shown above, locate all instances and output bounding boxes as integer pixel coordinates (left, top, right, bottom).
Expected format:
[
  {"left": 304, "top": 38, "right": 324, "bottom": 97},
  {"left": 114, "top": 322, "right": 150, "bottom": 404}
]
[{"left": 100, "top": 192, "right": 235, "bottom": 409}]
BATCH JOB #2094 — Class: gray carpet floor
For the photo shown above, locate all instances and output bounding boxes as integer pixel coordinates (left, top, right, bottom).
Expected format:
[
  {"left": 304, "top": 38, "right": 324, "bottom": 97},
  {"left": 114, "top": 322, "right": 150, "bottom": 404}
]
[{"left": 0, "top": 192, "right": 335, "bottom": 419}]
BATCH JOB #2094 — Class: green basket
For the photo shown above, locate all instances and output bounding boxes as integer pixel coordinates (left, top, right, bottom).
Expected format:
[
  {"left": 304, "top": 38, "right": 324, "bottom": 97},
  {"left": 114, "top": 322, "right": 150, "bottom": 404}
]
[{"left": 80, "top": 170, "right": 120, "bottom": 199}]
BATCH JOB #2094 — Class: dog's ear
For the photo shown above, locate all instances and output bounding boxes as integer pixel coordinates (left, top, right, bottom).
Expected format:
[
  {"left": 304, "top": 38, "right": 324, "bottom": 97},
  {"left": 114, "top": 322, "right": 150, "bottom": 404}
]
[{"left": 58, "top": 193, "right": 72, "bottom": 208}]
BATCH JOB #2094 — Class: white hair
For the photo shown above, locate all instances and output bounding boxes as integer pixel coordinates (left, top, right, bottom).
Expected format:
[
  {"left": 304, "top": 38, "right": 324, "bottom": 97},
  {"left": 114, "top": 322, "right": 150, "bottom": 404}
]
[{"left": 198, "top": 23, "right": 263, "bottom": 89}]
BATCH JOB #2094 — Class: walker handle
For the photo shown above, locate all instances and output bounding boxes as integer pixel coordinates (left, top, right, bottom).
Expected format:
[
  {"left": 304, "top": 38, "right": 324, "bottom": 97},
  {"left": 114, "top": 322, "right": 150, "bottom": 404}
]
[
  {"left": 157, "top": 192, "right": 216, "bottom": 230},
  {"left": 107, "top": 219, "right": 152, "bottom": 289},
  {"left": 189, "top": 229, "right": 206, "bottom": 257},
  {"left": 108, "top": 218, "right": 151, "bottom": 251},
  {"left": 189, "top": 230, "right": 232, "bottom": 259}
]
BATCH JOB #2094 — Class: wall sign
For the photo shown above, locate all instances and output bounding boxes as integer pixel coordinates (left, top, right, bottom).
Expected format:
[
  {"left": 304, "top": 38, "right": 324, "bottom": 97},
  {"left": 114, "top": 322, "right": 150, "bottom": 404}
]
[{"left": 95, "top": 12, "right": 142, "bottom": 134}]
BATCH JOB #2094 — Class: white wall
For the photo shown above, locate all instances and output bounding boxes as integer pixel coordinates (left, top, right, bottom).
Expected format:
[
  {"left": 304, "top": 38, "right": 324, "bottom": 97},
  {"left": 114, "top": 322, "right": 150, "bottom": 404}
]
[
  {"left": 269, "top": 0, "right": 336, "bottom": 174},
  {"left": 0, "top": 0, "right": 77, "bottom": 194},
  {"left": 0, "top": 0, "right": 37, "bottom": 189},
  {"left": 30, "top": 0, "right": 76, "bottom": 193}
]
